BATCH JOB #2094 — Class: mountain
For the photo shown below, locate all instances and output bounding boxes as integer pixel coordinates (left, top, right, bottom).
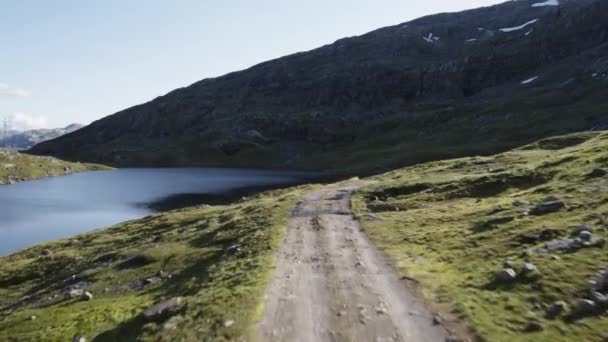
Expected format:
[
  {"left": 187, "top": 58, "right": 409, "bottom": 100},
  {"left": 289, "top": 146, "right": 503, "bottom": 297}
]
[
  {"left": 2, "top": 124, "right": 83, "bottom": 150},
  {"left": 30, "top": 0, "right": 608, "bottom": 173}
]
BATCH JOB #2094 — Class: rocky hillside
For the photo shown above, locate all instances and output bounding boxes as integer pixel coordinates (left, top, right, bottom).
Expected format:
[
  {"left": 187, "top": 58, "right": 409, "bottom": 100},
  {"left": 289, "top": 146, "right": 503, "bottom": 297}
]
[
  {"left": 31, "top": 0, "right": 608, "bottom": 173},
  {"left": 2, "top": 124, "right": 83, "bottom": 150},
  {"left": 0, "top": 149, "right": 109, "bottom": 185},
  {"left": 354, "top": 130, "right": 608, "bottom": 341}
]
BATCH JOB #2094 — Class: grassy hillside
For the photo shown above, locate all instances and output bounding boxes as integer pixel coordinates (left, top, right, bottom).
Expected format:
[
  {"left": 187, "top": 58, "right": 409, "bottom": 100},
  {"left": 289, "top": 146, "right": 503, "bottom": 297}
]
[
  {"left": 0, "top": 184, "right": 313, "bottom": 341},
  {"left": 353, "top": 131, "right": 608, "bottom": 341},
  {"left": 0, "top": 149, "right": 110, "bottom": 185}
]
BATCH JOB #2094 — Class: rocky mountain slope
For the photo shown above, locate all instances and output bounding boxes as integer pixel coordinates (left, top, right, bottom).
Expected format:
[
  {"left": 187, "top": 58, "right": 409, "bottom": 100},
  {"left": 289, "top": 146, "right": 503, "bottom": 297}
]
[
  {"left": 30, "top": 0, "right": 608, "bottom": 173},
  {"left": 2, "top": 124, "right": 83, "bottom": 150}
]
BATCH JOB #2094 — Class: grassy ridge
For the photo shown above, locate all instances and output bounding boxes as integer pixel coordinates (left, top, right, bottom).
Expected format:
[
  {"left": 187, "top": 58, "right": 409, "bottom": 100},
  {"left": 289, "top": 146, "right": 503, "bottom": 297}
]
[
  {"left": 0, "top": 184, "right": 314, "bottom": 341},
  {"left": 353, "top": 131, "right": 608, "bottom": 341},
  {"left": 0, "top": 149, "right": 110, "bottom": 184}
]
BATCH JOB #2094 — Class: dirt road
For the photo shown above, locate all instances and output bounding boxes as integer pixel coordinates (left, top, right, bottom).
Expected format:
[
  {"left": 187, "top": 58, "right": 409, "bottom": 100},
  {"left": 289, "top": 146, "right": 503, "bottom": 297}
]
[{"left": 257, "top": 184, "right": 448, "bottom": 342}]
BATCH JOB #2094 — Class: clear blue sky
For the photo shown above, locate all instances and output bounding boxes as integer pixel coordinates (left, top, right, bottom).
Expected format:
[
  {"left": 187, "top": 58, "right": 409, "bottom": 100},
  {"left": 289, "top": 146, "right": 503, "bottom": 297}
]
[{"left": 1, "top": 0, "right": 504, "bottom": 130}]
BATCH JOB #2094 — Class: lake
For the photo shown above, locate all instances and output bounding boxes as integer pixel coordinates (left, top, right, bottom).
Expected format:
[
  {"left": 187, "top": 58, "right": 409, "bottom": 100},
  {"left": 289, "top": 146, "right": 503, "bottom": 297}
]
[{"left": 0, "top": 168, "right": 319, "bottom": 256}]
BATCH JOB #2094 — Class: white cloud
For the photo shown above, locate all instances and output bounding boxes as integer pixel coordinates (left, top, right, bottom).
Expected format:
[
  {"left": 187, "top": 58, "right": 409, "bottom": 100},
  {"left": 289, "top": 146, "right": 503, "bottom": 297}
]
[
  {"left": 0, "top": 81, "right": 31, "bottom": 97},
  {"left": 8, "top": 112, "right": 48, "bottom": 130}
]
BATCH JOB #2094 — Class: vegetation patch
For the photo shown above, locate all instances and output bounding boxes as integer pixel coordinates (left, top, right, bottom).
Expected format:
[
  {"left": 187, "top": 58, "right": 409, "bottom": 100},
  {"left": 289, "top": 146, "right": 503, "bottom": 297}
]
[
  {"left": 0, "top": 149, "right": 110, "bottom": 184},
  {"left": 354, "top": 131, "right": 608, "bottom": 341},
  {"left": 0, "top": 184, "right": 313, "bottom": 341}
]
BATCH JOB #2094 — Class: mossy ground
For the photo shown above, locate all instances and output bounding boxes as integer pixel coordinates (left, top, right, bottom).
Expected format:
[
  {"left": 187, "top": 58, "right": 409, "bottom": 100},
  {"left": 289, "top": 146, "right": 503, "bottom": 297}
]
[
  {"left": 0, "top": 184, "right": 314, "bottom": 341},
  {"left": 0, "top": 149, "right": 109, "bottom": 184},
  {"left": 353, "top": 131, "right": 608, "bottom": 341}
]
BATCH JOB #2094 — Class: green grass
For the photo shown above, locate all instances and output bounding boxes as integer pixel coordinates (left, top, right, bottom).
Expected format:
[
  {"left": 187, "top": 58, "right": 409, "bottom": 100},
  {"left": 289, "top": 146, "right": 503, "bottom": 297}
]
[
  {"left": 0, "top": 184, "right": 314, "bottom": 341},
  {"left": 0, "top": 149, "right": 110, "bottom": 184},
  {"left": 353, "top": 130, "right": 608, "bottom": 341}
]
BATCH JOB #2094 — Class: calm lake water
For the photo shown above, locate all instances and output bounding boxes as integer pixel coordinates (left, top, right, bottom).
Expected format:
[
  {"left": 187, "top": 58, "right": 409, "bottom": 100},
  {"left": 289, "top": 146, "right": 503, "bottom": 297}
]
[{"left": 0, "top": 168, "right": 319, "bottom": 256}]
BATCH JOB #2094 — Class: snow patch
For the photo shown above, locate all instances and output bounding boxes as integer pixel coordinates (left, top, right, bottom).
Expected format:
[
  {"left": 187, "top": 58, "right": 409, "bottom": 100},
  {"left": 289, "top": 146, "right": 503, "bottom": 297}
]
[
  {"left": 499, "top": 19, "right": 539, "bottom": 33},
  {"left": 525, "top": 29, "right": 534, "bottom": 36},
  {"left": 532, "top": 0, "right": 559, "bottom": 7},
  {"left": 466, "top": 38, "right": 477, "bottom": 42},
  {"left": 423, "top": 33, "right": 439, "bottom": 43},
  {"left": 521, "top": 76, "right": 539, "bottom": 84},
  {"left": 592, "top": 73, "right": 598, "bottom": 77}
]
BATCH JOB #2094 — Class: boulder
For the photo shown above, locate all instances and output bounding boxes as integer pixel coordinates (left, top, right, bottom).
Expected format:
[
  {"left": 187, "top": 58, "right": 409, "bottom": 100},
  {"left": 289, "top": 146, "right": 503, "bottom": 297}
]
[
  {"left": 68, "top": 289, "right": 84, "bottom": 299},
  {"left": 496, "top": 268, "right": 517, "bottom": 283},
  {"left": 573, "top": 299, "right": 598, "bottom": 316},
  {"left": 546, "top": 301, "right": 568, "bottom": 318},
  {"left": 530, "top": 200, "right": 565, "bottom": 215},
  {"left": 143, "top": 297, "right": 183, "bottom": 322}
]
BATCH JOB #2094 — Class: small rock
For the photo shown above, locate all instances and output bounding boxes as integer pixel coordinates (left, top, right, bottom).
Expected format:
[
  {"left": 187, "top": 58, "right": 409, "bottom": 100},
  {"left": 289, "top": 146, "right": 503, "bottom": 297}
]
[
  {"left": 579, "top": 230, "right": 593, "bottom": 241},
  {"left": 224, "top": 320, "right": 235, "bottom": 328},
  {"left": 530, "top": 199, "right": 565, "bottom": 215},
  {"left": 590, "top": 291, "right": 608, "bottom": 307},
  {"left": 68, "top": 289, "right": 84, "bottom": 299},
  {"left": 445, "top": 336, "right": 459, "bottom": 342},
  {"left": 40, "top": 249, "right": 53, "bottom": 257},
  {"left": 572, "top": 224, "right": 593, "bottom": 236},
  {"left": 225, "top": 244, "right": 242, "bottom": 255},
  {"left": 143, "top": 297, "right": 183, "bottom": 321},
  {"left": 573, "top": 299, "right": 597, "bottom": 316},
  {"left": 496, "top": 268, "right": 517, "bottom": 283},
  {"left": 522, "top": 263, "right": 537, "bottom": 274},
  {"left": 588, "top": 168, "right": 607, "bottom": 178},
  {"left": 82, "top": 292, "right": 93, "bottom": 301},
  {"left": 546, "top": 301, "right": 568, "bottom": 318},
  {"left": 72, "top": 336, "right": 86, "bottom": 342},
  {"left": 29, "top": 315, "right": 36, "bottom": 320},
  {"left": 524, "top": 320, "right": 543, "bottom": 332}
]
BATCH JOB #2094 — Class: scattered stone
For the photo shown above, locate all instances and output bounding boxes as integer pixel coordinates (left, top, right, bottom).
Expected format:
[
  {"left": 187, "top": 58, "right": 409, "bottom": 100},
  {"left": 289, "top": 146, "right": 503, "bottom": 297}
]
[
  {"left": 579, "top": 230, "right": 593, "bottom": 241},
  {"left": 530, "top": 199, "right": 565, "bottom": 215},
  {"left": 522, "top": 263, "right": 537, "bottom": 274},
  {"left": 143, "top": 297, "right": 183, "bottom": 321},
  {"left": 588, "top": 168, "right": 607, "bottom": 178},
  {"left": 224, "top": 320, "right": 235, "bottom": 328},
  {"left": 68, "top": 289, "right": 84, "bottom": 299},
  {"left": 524, "top": 320, "right": 543, "bottom": 332},
  {"left": 226, "top": 244, "right": 242, "bottom": 255},
  {"left": 590, "top": 292, "right": 608, "bottom": 307},
  {"left": 572, "top": 224, "right": 593, "bottom": 236},
  {"left": 496, "top": 268, "right": 517, "bottom": 283},
  {"left": 573, "top": 299, "right": 598, "bottom": 316},
  {"left": 82, "top": 292, "right": 93, "bottom": 301},
  {"left": 546, "top": 301, "right": 568, "bottom": 318}
]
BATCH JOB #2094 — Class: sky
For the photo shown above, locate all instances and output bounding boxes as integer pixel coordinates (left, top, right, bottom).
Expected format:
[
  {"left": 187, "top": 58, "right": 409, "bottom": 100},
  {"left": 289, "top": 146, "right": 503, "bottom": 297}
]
[{"left": 1, "top": 0, "right": 504, "bottom": 130}]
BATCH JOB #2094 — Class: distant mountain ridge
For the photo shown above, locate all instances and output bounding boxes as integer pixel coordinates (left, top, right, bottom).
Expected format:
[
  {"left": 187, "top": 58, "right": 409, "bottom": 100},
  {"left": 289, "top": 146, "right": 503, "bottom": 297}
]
[
  {"left": 30, "top": 0, "right": 608, "bottom": 173},
  {"left": 2, "top": 124, "right": 83, "bottom": 150}
]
